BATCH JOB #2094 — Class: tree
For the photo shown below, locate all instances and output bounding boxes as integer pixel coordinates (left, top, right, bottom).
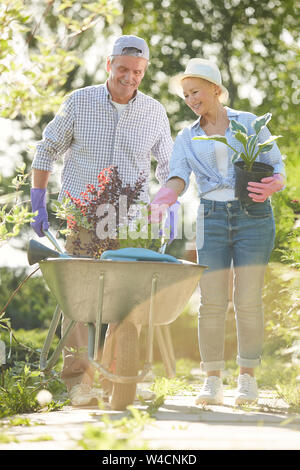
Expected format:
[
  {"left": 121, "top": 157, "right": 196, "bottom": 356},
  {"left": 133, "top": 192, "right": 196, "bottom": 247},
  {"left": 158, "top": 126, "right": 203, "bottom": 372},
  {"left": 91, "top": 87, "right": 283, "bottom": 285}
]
[
  {"left": 119, "top": 0, "right": 300, "bottom": 264},
  {"left": 0, "top": 0, "right": 120, "bottom": 121},
  {"left": 0, "top": 0, "right": 121, "bottom": 244},
  {"left": 119, "top": 0, "right": 300, "bottom": 139}
]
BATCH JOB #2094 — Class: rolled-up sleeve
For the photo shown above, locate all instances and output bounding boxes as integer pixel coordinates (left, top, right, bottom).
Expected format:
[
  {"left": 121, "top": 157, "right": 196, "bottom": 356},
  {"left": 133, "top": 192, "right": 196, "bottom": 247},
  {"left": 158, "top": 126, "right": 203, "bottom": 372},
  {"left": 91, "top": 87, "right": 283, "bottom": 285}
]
[
  {"left": 167, "top": 132, "right": 192, "bottom": 195},
  {"left": 32, "top": 94, "right": 75, "bottom": 172},
  {"left": 258, "top": 125, "right": 286, "bottom": 177},
  {"left": 151, "top": 108, "right": 173, "bottom": 185}
]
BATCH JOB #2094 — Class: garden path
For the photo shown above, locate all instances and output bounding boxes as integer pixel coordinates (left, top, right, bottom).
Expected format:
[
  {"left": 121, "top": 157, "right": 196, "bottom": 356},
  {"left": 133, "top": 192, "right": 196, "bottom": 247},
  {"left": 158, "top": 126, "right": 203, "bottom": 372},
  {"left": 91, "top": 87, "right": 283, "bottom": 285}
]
[{"left": 1, "top": 384, "right": 299, "bottom": 451}]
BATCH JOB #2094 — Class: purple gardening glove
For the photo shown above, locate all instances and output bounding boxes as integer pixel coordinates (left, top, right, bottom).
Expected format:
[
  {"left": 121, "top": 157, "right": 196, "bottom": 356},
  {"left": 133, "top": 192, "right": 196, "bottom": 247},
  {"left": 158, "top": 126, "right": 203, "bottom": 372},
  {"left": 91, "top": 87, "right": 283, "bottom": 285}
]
[
  {"left": 30, "top": 188, "right": 50, "bottom": 237},
  {"left": 163, "top": 201, "right": 180, "bottom": 245}
]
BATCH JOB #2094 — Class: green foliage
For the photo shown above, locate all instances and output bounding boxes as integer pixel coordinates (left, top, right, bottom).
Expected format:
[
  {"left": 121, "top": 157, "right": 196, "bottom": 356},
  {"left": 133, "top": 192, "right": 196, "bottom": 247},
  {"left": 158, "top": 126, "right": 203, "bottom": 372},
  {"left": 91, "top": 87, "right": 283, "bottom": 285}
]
[
  {"left": 150, "top": 376, "right": 193, "bottom": 399},
  {"left": 78, "top": 377, "right": 192, "bottom": 450},
  {"left": 263, "top": 263, "right": 300, "bottom": 355},
  {"left": 0, "top": 268, "right": 57, "bottom": 330},
  {"left": 0, "top": 362, "right": 67, "bottom": 418},
  {"left": 121, "top": 0, "right": 300, "bottom": 133},
  {"left": 78, "top": 407, "right": 151, "bottom": 450},
  {"left": 0, "top": 327, "right": 66, "bottom": 419},
  {"left": 0, "top": 0, "right": 120, "bottom": 121},
  {"left": 0, "top": 432, "right": 19, "bottom": 444},
  {"left": 0, "top": 165, "right": 35, "bottom": 244},
  {"left": 271, "top": 146, "right": 300, "bottom": 267},
  {"left": 118, "top": 204, "right": 164, "bottom": 252},
  {"left": 276, "top": 383, "right": 300, "bottom": 412}
]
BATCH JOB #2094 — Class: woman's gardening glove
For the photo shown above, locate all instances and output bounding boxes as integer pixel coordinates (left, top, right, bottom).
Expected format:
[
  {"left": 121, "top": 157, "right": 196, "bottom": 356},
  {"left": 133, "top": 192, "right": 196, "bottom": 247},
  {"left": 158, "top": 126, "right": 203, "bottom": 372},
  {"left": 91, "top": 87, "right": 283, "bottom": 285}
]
[
  {"left": 149, "top": 187, "right": 178, "bottom": 223},
  {"left": 247, "top": 174, "right": 285, "bottom": 203},
  {"left": 30, "top": 188, "right": 50, "bottom": 237},
  {"left": 164, "top": 202, "right": 180, "bottom": 244}
]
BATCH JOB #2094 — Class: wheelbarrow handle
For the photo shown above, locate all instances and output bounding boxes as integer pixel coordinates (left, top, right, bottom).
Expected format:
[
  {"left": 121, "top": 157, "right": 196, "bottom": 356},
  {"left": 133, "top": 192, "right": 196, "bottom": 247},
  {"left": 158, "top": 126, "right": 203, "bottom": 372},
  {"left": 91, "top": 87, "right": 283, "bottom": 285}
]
[{"left": 43, "top": 229, "right": 66, "bottom": 255}]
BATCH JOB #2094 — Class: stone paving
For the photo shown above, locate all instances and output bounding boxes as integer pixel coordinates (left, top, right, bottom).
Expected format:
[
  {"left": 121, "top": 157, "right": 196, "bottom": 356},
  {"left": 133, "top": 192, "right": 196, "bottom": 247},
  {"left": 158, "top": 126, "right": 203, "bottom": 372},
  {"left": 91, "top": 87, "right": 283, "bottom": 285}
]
[{"left": 1, "top": 384, "right": 300, "bottom": 451}]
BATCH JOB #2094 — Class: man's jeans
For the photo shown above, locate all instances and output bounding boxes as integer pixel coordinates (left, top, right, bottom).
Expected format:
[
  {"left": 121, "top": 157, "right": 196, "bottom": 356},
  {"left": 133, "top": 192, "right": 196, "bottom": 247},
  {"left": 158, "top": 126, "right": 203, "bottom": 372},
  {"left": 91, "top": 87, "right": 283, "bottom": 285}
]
[{"left": 196, "top": 199, "right": 275, "bottom": 372}]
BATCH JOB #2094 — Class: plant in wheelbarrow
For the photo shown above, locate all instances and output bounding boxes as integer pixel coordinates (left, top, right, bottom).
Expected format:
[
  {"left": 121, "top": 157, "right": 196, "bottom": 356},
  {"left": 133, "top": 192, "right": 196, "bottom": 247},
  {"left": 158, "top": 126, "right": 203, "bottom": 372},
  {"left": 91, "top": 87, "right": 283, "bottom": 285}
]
[
  {"left": 52, "top": 165, "right": 163, "bottom": 257},
  {"left": 193, "top": 113, "right": 282, "bottom": 203}
]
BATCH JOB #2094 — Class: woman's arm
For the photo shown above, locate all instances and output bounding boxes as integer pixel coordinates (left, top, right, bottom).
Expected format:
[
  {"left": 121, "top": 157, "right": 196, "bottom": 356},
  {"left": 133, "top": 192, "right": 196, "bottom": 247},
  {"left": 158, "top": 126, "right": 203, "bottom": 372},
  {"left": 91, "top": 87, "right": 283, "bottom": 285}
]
[{"left": 164, "top": 177, "right": 186, "bottom": 197}]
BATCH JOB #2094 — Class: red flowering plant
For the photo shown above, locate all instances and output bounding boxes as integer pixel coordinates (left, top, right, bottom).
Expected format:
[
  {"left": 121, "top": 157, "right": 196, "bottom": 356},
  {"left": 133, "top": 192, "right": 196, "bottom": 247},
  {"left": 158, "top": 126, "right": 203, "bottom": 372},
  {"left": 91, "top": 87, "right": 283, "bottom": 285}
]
[{"left": 53, "top": 166, "right": 161, "bottom": 258}]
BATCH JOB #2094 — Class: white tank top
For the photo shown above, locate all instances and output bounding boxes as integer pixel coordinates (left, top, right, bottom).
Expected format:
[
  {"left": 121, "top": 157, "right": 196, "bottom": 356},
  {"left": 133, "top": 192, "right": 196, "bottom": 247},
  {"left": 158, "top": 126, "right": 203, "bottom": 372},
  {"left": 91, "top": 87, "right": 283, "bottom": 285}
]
[{"left": 203, "top": 141, "right": 237, "bottom": 201}]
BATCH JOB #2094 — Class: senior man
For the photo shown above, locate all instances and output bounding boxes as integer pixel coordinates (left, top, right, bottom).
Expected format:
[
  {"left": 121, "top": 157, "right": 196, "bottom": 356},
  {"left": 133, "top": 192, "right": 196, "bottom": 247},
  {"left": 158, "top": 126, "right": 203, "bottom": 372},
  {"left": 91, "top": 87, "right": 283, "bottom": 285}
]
[{"left": 31, "top": 35, "right": 173, "bottom": 405}]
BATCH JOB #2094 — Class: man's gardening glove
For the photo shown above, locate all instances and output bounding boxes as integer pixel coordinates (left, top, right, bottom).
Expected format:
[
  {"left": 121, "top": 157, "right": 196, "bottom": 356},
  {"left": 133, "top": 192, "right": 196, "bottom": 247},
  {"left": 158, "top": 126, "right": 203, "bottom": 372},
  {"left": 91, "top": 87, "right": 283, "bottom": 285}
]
[
  {"left": 247, "top": 174, "right": 285, "bottom": 203},
  {"left": 30, "top": 188, "right": 50, "bottom": 237},
  {"left": 149, "top": 187, "right": 178, "bottom": 223}
]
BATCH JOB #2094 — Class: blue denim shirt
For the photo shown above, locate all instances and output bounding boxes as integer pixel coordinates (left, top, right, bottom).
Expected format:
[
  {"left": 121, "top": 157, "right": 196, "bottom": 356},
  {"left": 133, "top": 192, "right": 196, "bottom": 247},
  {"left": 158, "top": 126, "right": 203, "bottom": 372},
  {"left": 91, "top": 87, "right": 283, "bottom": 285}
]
[{"left": 167, "top": 107, "right": 285, "bottom": 197}]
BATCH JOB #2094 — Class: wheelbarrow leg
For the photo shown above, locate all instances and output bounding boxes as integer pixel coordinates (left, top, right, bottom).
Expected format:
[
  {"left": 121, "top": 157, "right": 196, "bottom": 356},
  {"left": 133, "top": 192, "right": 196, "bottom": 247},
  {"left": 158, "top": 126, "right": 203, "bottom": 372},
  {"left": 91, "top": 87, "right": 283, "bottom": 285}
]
[
  {"left": 40, "top": 304, "right": 76, "bottom": 373},
  {"left": 88, "top": 272, "right": 156, "bottom": 378},
  {"left": 156, "top": 325, "right": 176, "bottom": 378}
]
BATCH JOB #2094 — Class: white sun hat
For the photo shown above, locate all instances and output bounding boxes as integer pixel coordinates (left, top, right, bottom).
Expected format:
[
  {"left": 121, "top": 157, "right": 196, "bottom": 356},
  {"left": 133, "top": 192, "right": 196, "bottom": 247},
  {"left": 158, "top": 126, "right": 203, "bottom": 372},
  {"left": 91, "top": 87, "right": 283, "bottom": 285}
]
[{"left": 169, "top": 58, "right": 229, "bottom": 102}]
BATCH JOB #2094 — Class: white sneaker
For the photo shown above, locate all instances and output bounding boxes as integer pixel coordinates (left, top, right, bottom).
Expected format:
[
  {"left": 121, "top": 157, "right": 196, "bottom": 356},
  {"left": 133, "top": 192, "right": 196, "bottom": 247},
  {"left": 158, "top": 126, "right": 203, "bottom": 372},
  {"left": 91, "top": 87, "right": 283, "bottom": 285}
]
[
  {"left": 69, "top": 384, "right": 103, "bottom": 406},
  {"left": 235, "top": 374, "right": 258, "bottom": 405},
  {"left": 195, "top": 376, "right": 224, "bottom": 405}
]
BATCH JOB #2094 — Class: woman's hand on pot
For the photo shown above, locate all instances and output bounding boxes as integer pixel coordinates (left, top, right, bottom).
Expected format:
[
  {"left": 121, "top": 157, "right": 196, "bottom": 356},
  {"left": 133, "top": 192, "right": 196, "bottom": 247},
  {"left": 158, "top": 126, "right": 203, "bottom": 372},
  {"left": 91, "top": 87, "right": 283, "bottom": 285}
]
[{"left": 247, "top": 174, "right": 285, "bottom": 202}]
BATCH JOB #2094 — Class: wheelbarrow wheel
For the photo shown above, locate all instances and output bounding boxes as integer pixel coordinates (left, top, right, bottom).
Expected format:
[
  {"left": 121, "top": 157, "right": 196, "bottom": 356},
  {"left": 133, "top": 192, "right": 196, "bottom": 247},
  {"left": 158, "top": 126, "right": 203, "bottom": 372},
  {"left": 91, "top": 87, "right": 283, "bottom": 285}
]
[{"left": 110, "top": 321, "right": 139, "bottom": 411}]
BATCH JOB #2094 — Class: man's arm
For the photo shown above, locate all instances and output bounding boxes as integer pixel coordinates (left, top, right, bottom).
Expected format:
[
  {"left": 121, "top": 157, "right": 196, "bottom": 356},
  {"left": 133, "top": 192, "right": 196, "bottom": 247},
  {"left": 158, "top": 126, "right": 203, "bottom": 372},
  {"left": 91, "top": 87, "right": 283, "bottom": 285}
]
[
  {"left": 32, "top": 93, "right": 75, "bottom": 174},
  {"left": 30, "top": 93, "right": 74, "bottom": 236},
  {"left": 151, "top": 107, "right": 174, "bottom": 185},
  {"left": 32, "top": 169, "right": 51, "bottom": 189}
]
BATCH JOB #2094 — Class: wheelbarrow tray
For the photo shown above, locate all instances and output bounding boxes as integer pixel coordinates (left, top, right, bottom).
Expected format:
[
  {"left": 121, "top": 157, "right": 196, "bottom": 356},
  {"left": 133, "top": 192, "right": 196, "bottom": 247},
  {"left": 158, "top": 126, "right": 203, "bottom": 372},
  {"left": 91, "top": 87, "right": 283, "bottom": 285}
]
[{"left": 39, "top": 257, "right": 205, "bottom": 326}]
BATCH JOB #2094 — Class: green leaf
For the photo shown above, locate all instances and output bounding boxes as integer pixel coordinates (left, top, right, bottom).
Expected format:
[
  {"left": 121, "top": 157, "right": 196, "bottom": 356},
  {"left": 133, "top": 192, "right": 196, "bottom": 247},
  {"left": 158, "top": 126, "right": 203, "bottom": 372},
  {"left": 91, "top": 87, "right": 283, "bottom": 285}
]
[
  {"left": 252, "top": 113, "right": 272, "bottom": 135},
  {"left": 259, "top": 144, "right": 274, "bottom": 154},
  {"left": 229, "top": 119, "right": 247, "bottom": 135},
  {"left": 233, "top": 130, "right": 248, "bottom": 149},
  {"left": 193, "top": 135, "right": 228, "bottom": 145},
  {"left": 251, "top": 136, "right": 282, "bottom": 162},
  {"left": 259, "top": 135, "right": 282, "bottom": 147},
  {"left": 247, "top": 134, "right": 258, "bottom": 157},
  {"left": 232, "top": 152, "right": 241, "bottom": 164},
  {"left": 256, "top": 136, "right": 281, "bottom": 155},
  {"left": 193, "top": 135, "right": 239, "bottom": 153}
]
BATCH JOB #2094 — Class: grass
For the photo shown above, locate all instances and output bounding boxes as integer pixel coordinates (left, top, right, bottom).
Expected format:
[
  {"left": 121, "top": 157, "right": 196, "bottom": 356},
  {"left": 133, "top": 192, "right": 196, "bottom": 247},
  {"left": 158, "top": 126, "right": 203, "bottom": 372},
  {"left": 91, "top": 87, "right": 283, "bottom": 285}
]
[
  {"left": 276, "top": 383, "right": 300, "bottom": 412},
  {"left": 78, "top": 406, "right": 151, "bottom": 450},
  {"left": 0, "top": 433, "right": 19, "bottom": 444},
  {"left": 78, "top": 375, "right": 195, "bottom": 450},
  {"left": 0, "top": 362, "right": 67, "bottom": 418},
  {"left": 150, "top": 376, "right": 193, "bottom": 398},
  {"left": 26, "top": 435, "right": 54, "bottom": 442}
]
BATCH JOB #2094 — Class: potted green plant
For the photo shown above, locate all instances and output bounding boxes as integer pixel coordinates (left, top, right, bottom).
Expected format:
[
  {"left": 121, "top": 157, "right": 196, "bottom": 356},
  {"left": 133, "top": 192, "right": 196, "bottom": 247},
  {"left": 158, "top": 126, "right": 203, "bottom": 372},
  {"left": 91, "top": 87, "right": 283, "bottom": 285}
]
[{"left": 193, "top": 113, "right": 282, "bottom": 203}]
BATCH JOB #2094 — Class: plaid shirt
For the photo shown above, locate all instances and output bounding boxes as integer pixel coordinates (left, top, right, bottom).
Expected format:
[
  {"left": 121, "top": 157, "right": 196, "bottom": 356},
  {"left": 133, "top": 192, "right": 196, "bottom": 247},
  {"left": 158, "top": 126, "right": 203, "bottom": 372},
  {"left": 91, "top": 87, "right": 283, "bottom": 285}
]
[
  {"left": 168, "top": 107, "right": 285, "bottom": 198},
  {"left": 32, "top": 83, "right": 173, "bottom": 202}
]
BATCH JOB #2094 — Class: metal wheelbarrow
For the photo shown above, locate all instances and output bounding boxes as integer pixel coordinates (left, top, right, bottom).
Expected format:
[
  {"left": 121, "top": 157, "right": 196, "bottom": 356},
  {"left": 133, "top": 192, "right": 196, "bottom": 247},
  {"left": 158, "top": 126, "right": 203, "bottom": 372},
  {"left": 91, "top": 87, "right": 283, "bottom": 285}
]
[{"left": 27, "top": 230, "right": 206, "bottom": 410}]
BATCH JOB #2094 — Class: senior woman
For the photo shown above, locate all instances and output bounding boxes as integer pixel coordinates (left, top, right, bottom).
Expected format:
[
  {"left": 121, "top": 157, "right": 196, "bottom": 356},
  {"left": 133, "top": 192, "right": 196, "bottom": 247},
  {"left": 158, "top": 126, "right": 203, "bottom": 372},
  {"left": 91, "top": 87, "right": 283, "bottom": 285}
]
[{"left": 150, "top": 58, "right": 285, "bottom": 406}]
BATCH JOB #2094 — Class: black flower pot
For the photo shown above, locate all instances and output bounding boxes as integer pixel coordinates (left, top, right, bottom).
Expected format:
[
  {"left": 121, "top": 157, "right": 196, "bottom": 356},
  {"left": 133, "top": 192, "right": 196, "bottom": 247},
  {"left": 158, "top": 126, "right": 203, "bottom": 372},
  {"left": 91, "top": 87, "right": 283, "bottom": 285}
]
[{"left": 234, "top": 161, "right": 274, "bottom": 203}]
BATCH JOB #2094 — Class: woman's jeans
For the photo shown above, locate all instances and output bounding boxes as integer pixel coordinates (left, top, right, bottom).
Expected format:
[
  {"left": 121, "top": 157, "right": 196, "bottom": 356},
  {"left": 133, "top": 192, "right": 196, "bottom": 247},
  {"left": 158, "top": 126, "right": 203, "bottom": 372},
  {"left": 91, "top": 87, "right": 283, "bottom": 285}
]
[{"left": 196, "top": 199, "right": 275, "bottom": 372}]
